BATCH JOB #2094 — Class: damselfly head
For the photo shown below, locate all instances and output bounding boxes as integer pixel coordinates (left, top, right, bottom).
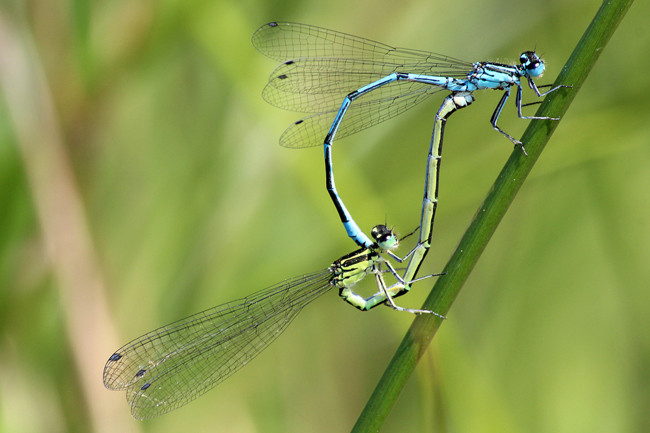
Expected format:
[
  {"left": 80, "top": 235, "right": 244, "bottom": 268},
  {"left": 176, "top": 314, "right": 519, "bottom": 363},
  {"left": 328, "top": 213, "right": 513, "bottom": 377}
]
[
  {"left": 371, "top": 224, "right": 399, "bottom": 251},
  {"left": 520, "top": 51, "right": 545, "bottom": 78}
]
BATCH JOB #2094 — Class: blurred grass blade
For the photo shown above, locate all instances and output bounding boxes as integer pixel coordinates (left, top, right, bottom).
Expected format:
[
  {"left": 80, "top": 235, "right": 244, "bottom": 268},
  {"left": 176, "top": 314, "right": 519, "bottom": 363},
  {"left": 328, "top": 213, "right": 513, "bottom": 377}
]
[{"left": 351, "top": 0, "right": 635, "bottom": 431}]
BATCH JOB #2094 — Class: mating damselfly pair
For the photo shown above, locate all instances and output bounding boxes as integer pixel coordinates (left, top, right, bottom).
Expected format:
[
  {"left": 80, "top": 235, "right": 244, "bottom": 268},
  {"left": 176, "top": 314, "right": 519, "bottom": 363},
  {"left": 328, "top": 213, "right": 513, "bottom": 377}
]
[{"left": 103, "top": 21, "right": 568, "bottom": 419}]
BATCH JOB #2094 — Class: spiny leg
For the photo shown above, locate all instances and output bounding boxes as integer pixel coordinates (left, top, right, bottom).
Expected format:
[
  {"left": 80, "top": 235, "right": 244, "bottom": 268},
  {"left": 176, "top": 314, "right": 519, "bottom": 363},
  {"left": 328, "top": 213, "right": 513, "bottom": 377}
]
[
  {"left": 373, "top": 264, "right": 446, "bottom": 316},
  {"left": 490, "top": 87, "right": 528, "bottom": 154}
]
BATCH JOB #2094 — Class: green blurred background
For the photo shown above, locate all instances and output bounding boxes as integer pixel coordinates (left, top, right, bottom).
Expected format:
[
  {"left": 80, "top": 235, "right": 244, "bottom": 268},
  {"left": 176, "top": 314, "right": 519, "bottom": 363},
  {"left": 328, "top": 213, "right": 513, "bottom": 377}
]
[{"left": 1, "top": 0, "right": 648, "bottom": 432}]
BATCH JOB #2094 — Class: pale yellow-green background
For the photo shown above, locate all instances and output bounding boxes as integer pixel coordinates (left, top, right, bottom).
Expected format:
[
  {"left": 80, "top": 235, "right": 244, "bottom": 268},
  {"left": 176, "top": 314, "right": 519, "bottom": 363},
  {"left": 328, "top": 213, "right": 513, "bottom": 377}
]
[{"left": 1, "top": 0, "right": 648, "bottom": 432}]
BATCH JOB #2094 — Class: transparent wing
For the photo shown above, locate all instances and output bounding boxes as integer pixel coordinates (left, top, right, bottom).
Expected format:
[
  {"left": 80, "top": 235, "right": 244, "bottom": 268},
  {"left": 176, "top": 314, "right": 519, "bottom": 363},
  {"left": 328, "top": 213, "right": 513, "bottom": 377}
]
[
  {"left": 262, "top": 57, "right": 466, "bottom": 114},
  {"left": 252, "top": 22, "right": 473, "bottom": 147},
  {"left": 279, "top": 82, "right": 444, "bottom": 148},
  {"left": 103, "top": 270, "right": 333, "bottom": 419},
  {"left": 251, "top": 21, "right": 472, "bottom": 68}
]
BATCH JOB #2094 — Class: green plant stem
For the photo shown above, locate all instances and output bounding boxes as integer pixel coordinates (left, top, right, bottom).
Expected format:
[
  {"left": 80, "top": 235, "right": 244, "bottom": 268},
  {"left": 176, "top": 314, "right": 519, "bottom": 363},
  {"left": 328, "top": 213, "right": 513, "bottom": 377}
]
[{"left": 351, "top": 0, "right": 634, "bottom": 431}]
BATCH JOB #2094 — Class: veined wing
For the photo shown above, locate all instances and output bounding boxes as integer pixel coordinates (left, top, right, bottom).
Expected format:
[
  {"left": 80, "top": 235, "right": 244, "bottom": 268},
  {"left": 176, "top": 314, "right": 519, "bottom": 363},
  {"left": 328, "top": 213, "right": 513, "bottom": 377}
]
[
  {"left": 251, "top": 21, "right": 472, "bottom": 69},
  {"left": 262, "top": 57, "right": 470, "bottom": 114},
  {"left": 252, "top": 22, "right": 473, "bottom": 147},
  {"left": 279, "top": 82, "right": 445, "bottom": 148},
  {"left": 103, "top": 270, "right": 333, "bottom": 419}
]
